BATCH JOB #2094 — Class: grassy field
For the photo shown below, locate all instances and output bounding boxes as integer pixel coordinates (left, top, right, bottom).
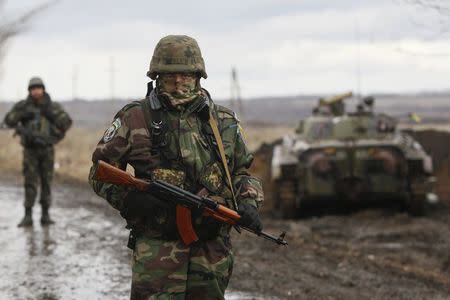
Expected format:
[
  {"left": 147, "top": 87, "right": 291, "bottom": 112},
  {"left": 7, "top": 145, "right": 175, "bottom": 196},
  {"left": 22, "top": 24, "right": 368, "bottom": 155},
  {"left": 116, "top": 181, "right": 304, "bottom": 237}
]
[
  {"left": 2, "top": 122, "right": 448, "bottom": 185},
  {"left": 0, "top": 125, "right": 290, "bottom": 183},
  {"left": 0, "top": 128, "right": 103, "bottom": 182}
]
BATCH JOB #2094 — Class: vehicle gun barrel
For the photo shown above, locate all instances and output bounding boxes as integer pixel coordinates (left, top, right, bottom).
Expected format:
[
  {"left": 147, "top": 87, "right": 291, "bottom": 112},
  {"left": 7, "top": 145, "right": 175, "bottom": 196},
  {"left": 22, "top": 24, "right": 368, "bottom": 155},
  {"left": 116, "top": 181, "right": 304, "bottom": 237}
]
[{"left": 319, "top": 91, "right": 353, "bottom": 106}]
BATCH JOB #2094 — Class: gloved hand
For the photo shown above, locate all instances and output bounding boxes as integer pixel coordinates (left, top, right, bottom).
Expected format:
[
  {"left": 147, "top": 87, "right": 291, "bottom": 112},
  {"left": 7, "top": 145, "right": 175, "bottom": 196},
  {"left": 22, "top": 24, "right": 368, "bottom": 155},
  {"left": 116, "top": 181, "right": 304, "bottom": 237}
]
[
  {"left": 237, "top": 203, "right": 262, "bottom": 232},
  {"left": 121, "top": 190, "right": 169, "bottom": 218},
  {"left": 20, "top": 111, "right": 35, "bottom": 123}
]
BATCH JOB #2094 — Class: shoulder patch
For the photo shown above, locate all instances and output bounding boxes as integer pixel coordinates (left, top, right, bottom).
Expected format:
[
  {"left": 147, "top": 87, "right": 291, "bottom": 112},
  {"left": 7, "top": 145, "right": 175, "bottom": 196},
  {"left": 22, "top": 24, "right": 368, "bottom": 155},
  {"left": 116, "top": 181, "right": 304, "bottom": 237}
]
[
  {"left": 103, "top": 118, "right": 122, "bottom": 143},
  {"left": 215, "top": 104, "right": 238, "bottom": 120}
]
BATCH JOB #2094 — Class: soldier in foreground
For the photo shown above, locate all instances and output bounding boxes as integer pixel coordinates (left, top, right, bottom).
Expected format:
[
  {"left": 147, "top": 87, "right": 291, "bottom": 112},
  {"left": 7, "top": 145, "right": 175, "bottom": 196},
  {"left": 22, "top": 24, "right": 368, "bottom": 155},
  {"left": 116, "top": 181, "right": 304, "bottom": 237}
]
[
  {"left": 3, "top": 77, "right": 72, "bottom": 226},
  {"left": 89, "top": 35, "right": 264, "bottom": 299}
]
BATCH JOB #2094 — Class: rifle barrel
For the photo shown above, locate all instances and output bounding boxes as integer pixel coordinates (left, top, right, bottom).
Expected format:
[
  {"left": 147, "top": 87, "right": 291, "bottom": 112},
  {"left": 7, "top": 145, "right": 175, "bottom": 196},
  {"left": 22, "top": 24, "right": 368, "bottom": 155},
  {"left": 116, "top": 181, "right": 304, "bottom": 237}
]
[
  {"left": 96, "top": 161, "right": 289, "bottom": 246},
  {"left": 243, "top": 227, "right": 288, "bottom": 246}
]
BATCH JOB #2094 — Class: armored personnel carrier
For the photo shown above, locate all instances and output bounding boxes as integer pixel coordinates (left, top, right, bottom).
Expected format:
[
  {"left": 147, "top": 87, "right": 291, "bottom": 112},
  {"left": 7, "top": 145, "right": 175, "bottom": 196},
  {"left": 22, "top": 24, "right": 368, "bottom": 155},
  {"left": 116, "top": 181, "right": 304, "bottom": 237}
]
[{"left": 272, "top": 92, "right": 436, "bottom": 217}]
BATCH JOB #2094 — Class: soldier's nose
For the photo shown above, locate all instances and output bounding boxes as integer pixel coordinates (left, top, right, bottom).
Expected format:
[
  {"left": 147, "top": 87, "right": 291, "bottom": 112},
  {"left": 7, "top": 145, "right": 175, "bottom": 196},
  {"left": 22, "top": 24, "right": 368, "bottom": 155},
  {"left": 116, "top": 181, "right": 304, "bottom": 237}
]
[{"left": 174, "top": 74, "right": 184, "bottom": 83}]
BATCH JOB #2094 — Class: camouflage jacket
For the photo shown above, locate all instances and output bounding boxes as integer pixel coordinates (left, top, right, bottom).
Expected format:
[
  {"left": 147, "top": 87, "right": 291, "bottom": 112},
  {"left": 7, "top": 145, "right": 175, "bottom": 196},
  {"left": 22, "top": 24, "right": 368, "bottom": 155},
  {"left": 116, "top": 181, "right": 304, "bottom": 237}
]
[
  {"left": 89, "top": 89, "right": 263, "bottom": 238},
  {"left": 4, "top": 93, "right": 72, "bottom": 147}
]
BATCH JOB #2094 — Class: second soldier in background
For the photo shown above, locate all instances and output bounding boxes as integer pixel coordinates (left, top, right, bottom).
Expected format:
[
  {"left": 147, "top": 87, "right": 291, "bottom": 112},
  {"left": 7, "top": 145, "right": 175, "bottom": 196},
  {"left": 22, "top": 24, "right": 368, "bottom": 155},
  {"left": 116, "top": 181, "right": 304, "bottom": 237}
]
[
  {"left": 3, "top": 77, "right": 72, "bottom": 226},
  {"left": 89, "top": 35, "right": 264, "bottom": 299}
]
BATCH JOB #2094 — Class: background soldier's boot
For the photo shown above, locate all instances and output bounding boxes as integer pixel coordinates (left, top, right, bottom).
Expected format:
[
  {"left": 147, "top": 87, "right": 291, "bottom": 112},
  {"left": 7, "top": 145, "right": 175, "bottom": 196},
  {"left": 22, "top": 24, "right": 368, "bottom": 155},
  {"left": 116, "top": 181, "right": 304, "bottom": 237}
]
[
  {"left": 18, "top": 208, "right": 33, "bottom": 227},
  {"left": 40, "top": 207, "right": 55, "bottom": 225}
]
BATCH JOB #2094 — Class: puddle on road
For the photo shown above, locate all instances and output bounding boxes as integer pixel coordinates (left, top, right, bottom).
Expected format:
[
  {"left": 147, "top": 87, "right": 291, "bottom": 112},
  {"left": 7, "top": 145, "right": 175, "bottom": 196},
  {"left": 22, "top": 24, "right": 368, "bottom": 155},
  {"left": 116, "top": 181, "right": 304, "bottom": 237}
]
[{"left": 0, "top": 181, "right": 271, "bottom": 300}]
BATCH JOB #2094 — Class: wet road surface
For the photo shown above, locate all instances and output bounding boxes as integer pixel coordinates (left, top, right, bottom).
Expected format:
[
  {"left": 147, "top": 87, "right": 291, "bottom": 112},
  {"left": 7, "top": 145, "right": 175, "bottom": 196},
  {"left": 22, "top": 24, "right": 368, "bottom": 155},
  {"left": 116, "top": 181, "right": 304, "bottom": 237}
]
[
  {"left": 231, "top": 204, "right": 450, "bottom": 299},
  {"left": 0, "top": 178, "right": 272, "bottom": 300},
  {"left": 4, "top": 176, "right": 449, "bottom": 300}
]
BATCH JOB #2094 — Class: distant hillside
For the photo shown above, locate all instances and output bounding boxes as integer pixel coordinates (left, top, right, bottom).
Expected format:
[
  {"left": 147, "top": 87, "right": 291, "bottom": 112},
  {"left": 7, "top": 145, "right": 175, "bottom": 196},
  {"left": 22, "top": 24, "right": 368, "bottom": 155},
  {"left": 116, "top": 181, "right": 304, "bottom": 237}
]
[{"left": 0, "top": 93, "right": 448, "bottom": 128}]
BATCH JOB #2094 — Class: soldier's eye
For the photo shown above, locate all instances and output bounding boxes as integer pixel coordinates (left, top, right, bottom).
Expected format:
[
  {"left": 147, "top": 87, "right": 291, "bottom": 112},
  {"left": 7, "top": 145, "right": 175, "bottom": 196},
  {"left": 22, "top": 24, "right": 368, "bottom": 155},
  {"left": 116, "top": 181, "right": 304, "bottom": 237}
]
[{"left": 160, "top": 74, "right": 175, "bottom": 80}]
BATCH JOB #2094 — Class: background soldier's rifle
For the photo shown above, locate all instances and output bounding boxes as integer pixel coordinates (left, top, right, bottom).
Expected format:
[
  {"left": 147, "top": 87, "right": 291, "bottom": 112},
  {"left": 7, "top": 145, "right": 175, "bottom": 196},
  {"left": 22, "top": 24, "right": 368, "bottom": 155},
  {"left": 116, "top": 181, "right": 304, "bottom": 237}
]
[
  {"left": 0, "top": 121, "right": 54, "bottom": 147},
  {"left": 94, "top": 160, "right": 288, "bottom": 246}
]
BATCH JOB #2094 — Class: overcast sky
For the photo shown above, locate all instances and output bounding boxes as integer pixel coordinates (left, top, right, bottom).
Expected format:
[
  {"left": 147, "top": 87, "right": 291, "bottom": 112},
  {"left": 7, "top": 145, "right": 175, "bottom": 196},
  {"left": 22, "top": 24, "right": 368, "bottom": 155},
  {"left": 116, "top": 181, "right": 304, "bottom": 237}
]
[{"left": 0, "top": 0, "right": 449, "bottom": 101}]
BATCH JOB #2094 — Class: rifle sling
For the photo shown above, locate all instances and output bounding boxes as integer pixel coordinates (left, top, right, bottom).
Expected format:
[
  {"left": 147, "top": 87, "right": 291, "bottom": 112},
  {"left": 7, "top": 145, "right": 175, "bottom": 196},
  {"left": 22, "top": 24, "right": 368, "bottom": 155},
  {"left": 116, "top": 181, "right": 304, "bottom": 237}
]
[
  {"left": 141, "top": 92, "right": 238, "bottom": 211},
  {"left": 208, "top": 112, "right": 239, "bottom": 211}
]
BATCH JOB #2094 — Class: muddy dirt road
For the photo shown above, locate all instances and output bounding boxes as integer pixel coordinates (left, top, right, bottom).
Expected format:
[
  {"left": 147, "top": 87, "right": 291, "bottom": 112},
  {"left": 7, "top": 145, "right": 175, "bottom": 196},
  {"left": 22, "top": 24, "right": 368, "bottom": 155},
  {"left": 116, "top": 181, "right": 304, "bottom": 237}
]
[
  {"left": 1, "top": 176, "right": 450, "bottom": 300},
  {"left": 0, "top": 178, "right": 131, "bottom": 300},
  {"left": 0, "top": 178, "right": 268, "bottom": 300}
]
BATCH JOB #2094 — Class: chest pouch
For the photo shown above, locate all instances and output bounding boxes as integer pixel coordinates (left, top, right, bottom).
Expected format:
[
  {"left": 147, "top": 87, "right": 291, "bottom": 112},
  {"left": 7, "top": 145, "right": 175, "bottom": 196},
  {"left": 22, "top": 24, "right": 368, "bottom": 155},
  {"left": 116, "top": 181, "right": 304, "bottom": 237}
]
[
  {"left": 198, "top": 162, "right": 224, "bottom": 194},
  {"left": 152, "top": 168, "right": 186, "bottom": 188}
]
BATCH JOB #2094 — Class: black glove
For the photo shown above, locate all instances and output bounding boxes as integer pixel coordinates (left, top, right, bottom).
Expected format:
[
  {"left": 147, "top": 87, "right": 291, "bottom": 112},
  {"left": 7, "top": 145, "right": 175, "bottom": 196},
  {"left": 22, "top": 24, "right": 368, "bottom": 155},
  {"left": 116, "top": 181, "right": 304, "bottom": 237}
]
[
  {"left": 237, "top": 203, "right": 262, "bottom": 232},
  {"left": 20, "top": 111, "right": 35, "bottom": 123},
  {"left": 121, "top": 190, "right": 169, "bottom": 218}
]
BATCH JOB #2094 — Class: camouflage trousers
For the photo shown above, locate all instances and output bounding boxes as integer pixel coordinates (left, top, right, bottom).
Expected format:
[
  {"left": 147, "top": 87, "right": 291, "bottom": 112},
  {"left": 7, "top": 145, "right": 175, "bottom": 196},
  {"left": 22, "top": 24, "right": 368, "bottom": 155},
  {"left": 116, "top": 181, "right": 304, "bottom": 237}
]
[
  {"left": 22, "top": 147, "right": 55, "bottom": 209},
  {"left": 130, "top": 236, "right": 233, "bottom": 300}
]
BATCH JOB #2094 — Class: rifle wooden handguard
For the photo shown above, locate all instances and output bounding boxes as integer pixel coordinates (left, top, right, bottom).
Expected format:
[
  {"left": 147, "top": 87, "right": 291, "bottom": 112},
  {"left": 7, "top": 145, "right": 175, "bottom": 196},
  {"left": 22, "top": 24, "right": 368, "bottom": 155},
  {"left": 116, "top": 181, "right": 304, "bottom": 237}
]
[{"left": 94, "top": 160, "right": 238, "bottom": 245}]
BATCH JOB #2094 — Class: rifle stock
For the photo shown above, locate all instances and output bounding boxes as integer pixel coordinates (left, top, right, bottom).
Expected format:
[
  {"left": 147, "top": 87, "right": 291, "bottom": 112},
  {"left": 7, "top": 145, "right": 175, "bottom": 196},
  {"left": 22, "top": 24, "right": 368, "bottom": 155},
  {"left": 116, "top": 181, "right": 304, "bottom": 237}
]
[
  {"left": 93, "top": 160, "right": 288, "bottom": 246},
  {"left": 95, "top": 160, "right": 150, "bottom": 191}
]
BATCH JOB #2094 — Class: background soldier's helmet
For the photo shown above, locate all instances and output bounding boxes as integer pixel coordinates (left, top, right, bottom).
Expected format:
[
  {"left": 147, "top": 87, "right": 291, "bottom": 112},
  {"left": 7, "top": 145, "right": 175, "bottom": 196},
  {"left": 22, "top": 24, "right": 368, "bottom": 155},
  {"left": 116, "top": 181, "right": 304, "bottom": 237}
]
[
  {"left": 28, "top": 77, "right": 45, "bottom": 91},
  {"left": 147, "top": 35, "right": 207, "bottom": 79}
]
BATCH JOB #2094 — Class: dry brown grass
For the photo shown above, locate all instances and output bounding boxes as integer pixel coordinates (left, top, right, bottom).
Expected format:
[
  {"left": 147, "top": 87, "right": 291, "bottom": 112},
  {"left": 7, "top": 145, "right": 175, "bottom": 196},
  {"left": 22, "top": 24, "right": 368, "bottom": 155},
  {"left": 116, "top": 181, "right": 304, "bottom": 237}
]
[
  {"left": 0, "top": 128, "right": 103, "bottom": 182},
  {"left": 399, "top": 123, "right": 450, "bottom": 132},
  {"left": 0, "top": 125, "right": 291, "bottom": 183},
  {"left": 243, "top": 125, "right": 293, "bottom": 151}
]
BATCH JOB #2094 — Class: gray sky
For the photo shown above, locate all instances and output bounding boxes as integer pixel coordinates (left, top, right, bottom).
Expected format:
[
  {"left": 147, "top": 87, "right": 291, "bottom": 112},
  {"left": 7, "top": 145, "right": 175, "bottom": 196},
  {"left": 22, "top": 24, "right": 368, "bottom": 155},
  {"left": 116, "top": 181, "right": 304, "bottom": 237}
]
[{"left": 0, "top": 0, "right": 449, "bottom": 101}]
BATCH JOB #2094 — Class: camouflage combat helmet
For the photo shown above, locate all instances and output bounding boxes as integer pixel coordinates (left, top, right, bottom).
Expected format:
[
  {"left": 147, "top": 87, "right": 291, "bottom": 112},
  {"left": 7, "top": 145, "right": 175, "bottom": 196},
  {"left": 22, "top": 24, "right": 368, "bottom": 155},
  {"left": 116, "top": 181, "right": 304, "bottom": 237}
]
[
  {"left": 147, "top": 35, "right": 207, "bottom": 79},
  {"left": 28, "top": 77, "right": 45, "bottom": 90}
]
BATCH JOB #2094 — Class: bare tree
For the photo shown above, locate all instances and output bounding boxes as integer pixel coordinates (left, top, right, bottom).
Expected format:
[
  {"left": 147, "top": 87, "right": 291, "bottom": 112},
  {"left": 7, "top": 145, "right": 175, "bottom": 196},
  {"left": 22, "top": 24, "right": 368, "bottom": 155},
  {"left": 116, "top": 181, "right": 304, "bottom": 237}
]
[
  {"left": 0, "top": 1, "right": 55, "bottom": 67},
  {"left": 401, "top": 0, "right": 450, "bottom": 31},
  {"left": 393, "top": 0, "right": 450, "bottom": 56},
  {"left": 402, "top": 0, "right": 450, "bottom": 15}
]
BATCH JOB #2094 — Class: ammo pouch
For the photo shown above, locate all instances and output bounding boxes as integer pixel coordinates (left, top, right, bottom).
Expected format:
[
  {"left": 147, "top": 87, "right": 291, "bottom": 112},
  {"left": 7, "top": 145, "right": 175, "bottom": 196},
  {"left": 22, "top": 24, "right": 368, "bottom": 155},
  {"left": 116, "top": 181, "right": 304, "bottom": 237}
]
[{"left": 136, "top": 86, "right": 230, "bottom": 242}]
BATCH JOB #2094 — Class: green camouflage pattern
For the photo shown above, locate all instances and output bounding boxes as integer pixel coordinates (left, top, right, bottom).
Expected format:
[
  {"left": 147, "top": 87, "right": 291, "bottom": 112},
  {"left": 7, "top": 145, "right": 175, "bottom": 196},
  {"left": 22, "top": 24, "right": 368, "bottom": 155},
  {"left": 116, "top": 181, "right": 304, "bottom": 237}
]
[
  {"left": 152, "top": 168, "right": 186, "bottom": 188},
  {"left": 272, "top": 94, "right": 435, "bottom": 216},
  {"left": 148, "top": 35, "right": 207, "bottom": 79},
  {"left": 89, "top": 89, "right": 263, "bottom": 298},
  {"left": 157, "top": 73, "right": 201, "bottom": 107},
  {"left": 4, "top": 93, "right": 72, "bottom": 146},
  {"left": 89, "top": 93, "right": 263, "bottom": 212},
  {"left": 3, "top": 93, "right": 71, "bottom": 210},
  {"left": 23, "top": 147, "right": 54, "bottom": 209},
  {"left": 130, "top": 236, "right": 233, "bottom": 300}
]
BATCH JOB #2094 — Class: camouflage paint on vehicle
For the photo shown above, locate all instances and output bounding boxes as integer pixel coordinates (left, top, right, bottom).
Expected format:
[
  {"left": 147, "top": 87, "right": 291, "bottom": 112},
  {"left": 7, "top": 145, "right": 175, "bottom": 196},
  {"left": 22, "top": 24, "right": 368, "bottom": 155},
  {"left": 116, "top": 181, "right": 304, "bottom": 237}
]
[{"left": 272, "top": 93, "right": 436, "bottom": 217}]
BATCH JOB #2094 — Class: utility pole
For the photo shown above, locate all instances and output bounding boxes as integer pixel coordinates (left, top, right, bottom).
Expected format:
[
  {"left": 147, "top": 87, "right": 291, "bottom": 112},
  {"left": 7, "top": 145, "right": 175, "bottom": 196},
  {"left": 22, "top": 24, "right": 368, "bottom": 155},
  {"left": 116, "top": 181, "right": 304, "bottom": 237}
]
[
  {"left": 72, "top": 65, "right": 78, "bottom": 100},
  {"left": 108, "top": 56, "right": 117, "bottom": 101},
  {"left": 230, "top": 67, "right": 244, "bottom": 120}
]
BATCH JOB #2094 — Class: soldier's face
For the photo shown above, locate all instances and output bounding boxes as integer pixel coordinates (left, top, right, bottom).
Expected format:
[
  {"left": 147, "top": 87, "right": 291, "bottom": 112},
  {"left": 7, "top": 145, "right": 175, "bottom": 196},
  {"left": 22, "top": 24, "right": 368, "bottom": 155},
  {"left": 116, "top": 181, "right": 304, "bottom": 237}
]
[
  {"left": 158, "top": 73, "right": 197, "bottom": 97},
  {"left": 30, "top": 87, "right": 44, "bottom": 100}
]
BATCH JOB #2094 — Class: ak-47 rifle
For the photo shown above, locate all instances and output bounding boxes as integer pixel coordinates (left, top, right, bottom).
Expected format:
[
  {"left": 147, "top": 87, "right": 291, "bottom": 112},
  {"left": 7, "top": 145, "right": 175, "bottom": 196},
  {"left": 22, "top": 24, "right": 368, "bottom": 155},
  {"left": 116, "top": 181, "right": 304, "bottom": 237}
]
[
  {"left": 0, "top": 122, "right": 54, "bottom": 147},
  {"left": 94, "top": 160, "right": 288, "bottom": 246}
]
